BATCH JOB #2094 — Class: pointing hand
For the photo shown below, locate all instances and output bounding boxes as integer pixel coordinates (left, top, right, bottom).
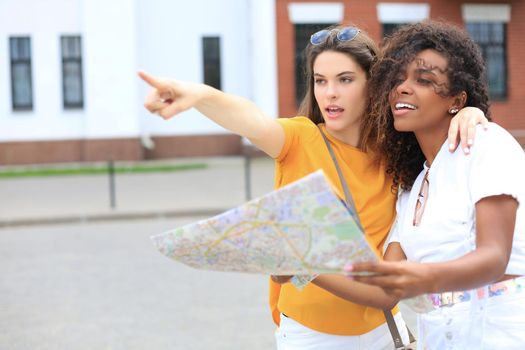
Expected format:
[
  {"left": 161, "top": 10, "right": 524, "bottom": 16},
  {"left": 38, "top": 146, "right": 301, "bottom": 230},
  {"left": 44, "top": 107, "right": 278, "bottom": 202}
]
[{"left": 138, "top": 70, "right": 207, "bottom": 120}]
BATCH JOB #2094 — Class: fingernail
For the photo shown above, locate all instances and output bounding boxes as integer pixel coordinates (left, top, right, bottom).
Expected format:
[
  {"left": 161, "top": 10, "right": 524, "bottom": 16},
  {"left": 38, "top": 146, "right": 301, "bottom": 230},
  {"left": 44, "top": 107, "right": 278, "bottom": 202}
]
[
  {"left": 467, "top": 139, "right": 473, "bottom": 146},
  {"left": 463, "top": 147, "right": 470, "bottom": 154},
  {"left": 449, "top": 144, "right": 455, "bottom": 151}
]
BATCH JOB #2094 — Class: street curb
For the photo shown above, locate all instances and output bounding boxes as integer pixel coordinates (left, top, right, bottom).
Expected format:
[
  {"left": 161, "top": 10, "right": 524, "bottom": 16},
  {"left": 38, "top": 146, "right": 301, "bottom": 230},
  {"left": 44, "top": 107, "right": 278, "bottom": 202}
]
[{"left": 0, "top": 208, "right": 226, "bottom": 229}]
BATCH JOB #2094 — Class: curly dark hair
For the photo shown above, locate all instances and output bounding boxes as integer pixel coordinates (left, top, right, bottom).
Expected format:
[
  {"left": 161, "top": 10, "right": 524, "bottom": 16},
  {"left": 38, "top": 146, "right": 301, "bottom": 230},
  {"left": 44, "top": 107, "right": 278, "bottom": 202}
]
[{"left": 368, "top": 20, "right": 491, "bottom": 191}]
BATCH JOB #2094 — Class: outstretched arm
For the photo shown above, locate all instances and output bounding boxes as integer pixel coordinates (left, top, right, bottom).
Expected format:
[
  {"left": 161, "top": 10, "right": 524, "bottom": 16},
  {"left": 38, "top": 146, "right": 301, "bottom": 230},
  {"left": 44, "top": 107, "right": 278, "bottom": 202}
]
[{"left": 138, "top": 71, "right": 285, "bottom": 158}]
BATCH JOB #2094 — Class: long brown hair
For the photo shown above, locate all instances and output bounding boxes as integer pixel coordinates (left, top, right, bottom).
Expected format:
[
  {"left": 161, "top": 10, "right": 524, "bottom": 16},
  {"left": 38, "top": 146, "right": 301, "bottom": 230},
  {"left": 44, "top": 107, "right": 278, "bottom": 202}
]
[{"left": 297, "top": 24, "right": 380, "bottom": 151}]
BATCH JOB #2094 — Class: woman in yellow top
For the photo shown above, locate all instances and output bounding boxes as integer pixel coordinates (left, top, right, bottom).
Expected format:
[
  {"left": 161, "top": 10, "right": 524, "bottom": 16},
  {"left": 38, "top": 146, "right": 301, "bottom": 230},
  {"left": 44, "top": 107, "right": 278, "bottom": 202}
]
[{"left": 138, "top": 25, "right": 486, "bottom": 349}]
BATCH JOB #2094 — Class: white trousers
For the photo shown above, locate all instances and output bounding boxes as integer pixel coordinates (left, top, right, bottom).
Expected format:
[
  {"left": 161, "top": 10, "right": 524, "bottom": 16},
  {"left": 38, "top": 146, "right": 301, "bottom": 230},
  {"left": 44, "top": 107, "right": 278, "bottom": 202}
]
[
  {"left": 275, "top": 312, "right": 409, "bottom": 350},
  {"left": 418, "top": 289, "right": 525, "bottom": 349}
]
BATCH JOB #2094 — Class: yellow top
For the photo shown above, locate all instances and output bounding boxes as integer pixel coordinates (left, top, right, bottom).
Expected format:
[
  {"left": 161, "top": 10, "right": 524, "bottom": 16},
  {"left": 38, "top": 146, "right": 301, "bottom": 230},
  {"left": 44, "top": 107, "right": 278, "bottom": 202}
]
[{"left": 270, "top": 116, "right": 398, "bottom": 335}]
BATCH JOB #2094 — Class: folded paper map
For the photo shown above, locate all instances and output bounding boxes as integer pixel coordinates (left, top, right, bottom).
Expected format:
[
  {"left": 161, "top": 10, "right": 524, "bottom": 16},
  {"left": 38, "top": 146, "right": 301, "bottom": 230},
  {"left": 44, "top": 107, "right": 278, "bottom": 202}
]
[{"left": 151, "top": 170, "right": 378, "bottom": 275}]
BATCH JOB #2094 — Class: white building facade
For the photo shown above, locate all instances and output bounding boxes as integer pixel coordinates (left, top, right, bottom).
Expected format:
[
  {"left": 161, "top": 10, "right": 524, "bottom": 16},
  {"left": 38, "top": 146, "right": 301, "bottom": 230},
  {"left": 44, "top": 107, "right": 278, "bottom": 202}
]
[
  {"left": 0, "top": 0, "right": 278, "bottom": 164},
  {"left": 2, "top": 0, "right": 523, "bottom": 165}
]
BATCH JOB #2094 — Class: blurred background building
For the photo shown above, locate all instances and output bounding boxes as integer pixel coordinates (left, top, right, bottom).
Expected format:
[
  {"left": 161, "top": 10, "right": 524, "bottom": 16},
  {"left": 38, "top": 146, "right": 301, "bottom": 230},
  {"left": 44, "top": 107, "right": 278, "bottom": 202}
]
[{"left": 1, "top": 0, "right": 523, "bottom": 165}]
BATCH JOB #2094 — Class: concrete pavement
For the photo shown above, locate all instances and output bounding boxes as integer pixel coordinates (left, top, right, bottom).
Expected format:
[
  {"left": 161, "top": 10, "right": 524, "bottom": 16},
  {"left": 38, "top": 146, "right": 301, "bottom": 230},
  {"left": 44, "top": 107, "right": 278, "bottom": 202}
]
[
  {"left": 0, "top": 156, "right": 275, "bottom": 227},
  {"left": 0, "top": 157, "right": 277, "bottom": 349},
  {"left": 0, "top": 218, "right": 276, "bottom": 350}
]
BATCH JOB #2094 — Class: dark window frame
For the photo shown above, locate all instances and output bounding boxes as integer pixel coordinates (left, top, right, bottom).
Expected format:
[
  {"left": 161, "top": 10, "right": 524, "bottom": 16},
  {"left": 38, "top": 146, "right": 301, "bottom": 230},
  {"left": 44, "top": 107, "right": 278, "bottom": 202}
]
[
  {"left": 466, "top": 22, "right": 508, "bottom": 100},
  {"left": 9, "top": 36, "right": 33, "bottom": 111},
  {"left": 382, "top": 23, "right": 406, "bottom": 38},
  {"left": 294, "top": 23, "right": 333, "bottom": 107},
  {"left": 202, "top": 36, "right": 222, "bottom": 90},
  {"left": 61, "top": 35, "right": 84, "bottom": 109}
]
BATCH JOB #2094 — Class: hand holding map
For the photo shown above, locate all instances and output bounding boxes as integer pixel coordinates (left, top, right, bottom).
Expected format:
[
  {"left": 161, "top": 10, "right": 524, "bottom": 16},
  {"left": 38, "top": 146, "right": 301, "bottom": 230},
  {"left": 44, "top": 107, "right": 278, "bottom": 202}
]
[{"left": 151, "top": 170, "right": 378, "bottom": 276}]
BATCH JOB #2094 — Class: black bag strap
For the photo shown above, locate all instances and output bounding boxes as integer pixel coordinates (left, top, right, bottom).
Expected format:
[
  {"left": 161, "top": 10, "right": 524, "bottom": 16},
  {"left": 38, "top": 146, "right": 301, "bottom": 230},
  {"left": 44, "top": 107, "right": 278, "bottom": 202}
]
[
  {"left": 317, "top": 125, "right": 408, "bottom": 349},
  {"left": 384, "top": 309, "right": 408, "bottom": 349}
]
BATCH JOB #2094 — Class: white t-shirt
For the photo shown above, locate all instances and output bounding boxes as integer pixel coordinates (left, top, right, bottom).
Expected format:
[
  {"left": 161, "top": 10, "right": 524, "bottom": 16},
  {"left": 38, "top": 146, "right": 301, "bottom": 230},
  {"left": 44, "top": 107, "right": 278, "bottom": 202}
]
[{"left": 387, "top": 123, "right": 525, "bottom": 275}]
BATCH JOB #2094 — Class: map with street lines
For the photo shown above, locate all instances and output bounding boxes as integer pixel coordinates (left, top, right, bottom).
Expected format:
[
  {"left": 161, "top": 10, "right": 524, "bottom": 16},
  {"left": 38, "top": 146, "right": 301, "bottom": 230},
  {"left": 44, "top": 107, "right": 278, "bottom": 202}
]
[{"left": 151, "top": 170, "right": 378, "bottom": 275}]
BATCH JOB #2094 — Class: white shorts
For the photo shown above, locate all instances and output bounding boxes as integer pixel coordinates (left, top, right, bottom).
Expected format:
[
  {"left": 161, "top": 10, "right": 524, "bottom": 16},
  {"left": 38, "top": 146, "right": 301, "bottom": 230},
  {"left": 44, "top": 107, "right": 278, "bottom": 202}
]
[
  {"left": 418, "top": 279, "right": 525, "bottom": 349},
  {"left": 275, "top": 312, "right": 409, "bottom": 350}
]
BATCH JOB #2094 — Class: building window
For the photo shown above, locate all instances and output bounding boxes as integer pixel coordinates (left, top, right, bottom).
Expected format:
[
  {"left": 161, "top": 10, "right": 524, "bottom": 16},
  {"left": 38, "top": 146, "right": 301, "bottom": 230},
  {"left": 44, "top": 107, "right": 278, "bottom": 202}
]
[
  {"left": 9, "top": 37, "right": 33, "bottom": 111},
  {"left": 466, "top": 22, "right": 507, "bottom": 100},
  {"left": 202, "top": 37, "right": 221, "bottom": 89},
  {"left": 382, "top": 23, "right": 406, "bottom": 38},
  {"left": 294, "top": 23, "right": 332, "bottom": 107},
  {"left": 377, "top": 2, "right": 429, "bottom": 38},
  {"left": 61, "top": 36, "right": 84, "bottom": 109}
]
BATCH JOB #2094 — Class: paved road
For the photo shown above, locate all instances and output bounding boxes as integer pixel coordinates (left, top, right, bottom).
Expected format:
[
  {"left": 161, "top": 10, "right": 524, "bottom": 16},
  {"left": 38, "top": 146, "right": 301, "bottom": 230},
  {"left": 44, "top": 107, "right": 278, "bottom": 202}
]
[
  {"left": 0, "top": 156, "right": 275, "bottom": 226},
  {"left": 0, "top": 218, "right": 276, "bottom": 350}
]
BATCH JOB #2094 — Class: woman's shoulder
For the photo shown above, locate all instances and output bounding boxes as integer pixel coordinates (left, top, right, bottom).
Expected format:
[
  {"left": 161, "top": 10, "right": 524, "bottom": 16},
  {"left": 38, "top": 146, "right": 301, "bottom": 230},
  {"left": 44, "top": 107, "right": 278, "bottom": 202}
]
[
  {"left": 476, "top": 122, "right": 519, "bottom": 144},
  {"left": 276, "top": 116, "right": 320, "bottom": 139},
  {"left": 462, "top": 122, "right": 525, "bottom": 206},
  {"left": 472, "top": 122, "right": 525, "bottom": 158},
  {"left": 277, "top": 116, "right": 316, "bottom": 128}
]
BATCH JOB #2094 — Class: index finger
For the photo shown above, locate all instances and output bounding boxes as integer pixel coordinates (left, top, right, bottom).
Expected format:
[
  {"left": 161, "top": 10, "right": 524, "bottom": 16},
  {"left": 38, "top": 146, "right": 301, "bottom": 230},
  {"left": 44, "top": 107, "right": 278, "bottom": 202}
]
[
  {"left": 352, "top": 261, "right": 397, "bottom": 275},
  {"left": 353, "top": 273, "right": 400, "bottom": 290},
  {"left": 138, "top": 70, "right": 164, "bottom": 89},
  {"left": 447, "top": 117, "right": 460, "bottom": 152},
  {"left": 347, "top": 261, "right": 385, "bottom": 277}
]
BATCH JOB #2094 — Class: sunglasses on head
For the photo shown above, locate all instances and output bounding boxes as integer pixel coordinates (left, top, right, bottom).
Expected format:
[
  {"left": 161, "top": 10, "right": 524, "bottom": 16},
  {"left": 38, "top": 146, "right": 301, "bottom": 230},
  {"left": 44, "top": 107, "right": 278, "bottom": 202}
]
[{"left": 310, "top": 26, "right": 360, "bottom": 46}]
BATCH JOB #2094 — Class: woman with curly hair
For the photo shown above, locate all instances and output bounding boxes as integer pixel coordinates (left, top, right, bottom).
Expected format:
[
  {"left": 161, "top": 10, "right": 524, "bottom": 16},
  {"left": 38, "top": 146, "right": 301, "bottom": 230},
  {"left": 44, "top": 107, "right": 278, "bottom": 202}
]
[
  {"left": 315, "top": 21, "right": 525, "bottom": 348},
  {"left": 139, "top": 23, "right": 488, "bottom": 349}
]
